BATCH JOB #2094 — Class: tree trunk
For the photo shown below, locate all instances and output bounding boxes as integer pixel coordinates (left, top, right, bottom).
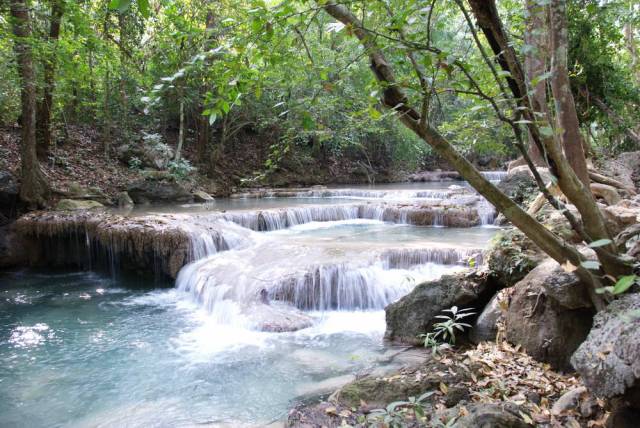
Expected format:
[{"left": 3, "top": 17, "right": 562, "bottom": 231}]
[
  {"left": 625, "top": 21, "right": 639, "bottom": 85},
  {"left": 549, "top": 0, "right": 591, "bottom": 187},
  {"left": 524, "top": 0, "right": 547, "bottom": 166},
  {"left": 175, "top": 98, "right": 185, "bottom": 161},
  {"left": 10, "top": 0, "right": 50, "bottom": 208},
  {"left": 36, "top": 0, "right": 64, "bottom": 160},
  {"left": 321, "top": 3, "right": 608, "bottom": 310},
  {"left": 103, "top": 68, "right": 111, "bottom": 159},
  {"left": 467, "top": 0, "right": 629, "bottom": 279},
  {"left": 197, "top": 6, "right": 218, "bottom": 162}
]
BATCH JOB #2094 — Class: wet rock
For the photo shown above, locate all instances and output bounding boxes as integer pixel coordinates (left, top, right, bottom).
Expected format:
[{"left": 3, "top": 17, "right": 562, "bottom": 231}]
[
  {"left": 192, "top": 190, "right": 214, "bottom": 202},
  {"left": 251, "top": 302, "right": 313, "bottom": 332},
  {"left": 15, "top": 211, "right": 193, "bottom": 278},
  {"left": 385, "top": 271, "right": 496, "bottom": 344},
  {"left": 470, "top": 293, "right": 502, "bottom": 344},
  {"left": 505, "top": 259, "right": 595, "bottom": 370},
  {"left": 0, "top": 171, "right": 19, "bottom": 217},
  {"left": 116, "top": 191, "right": 134, "bottom": 208},
  {"left": 127, "top": 175, "right": 192, "bottom": 204},
  {"left": 55, "top": 199, "right": 104, "bottom": 211},
  {"left": 571, "top": 293, "right": 640, "bottom": 407},
  {"left": 451, "top": 402, "right": 530, "bottom": 428},
  {"left": 334, "top": 359, "right": 470, "bottom": 408},
  {"left": 0, "top": 224, "right": 30, "bottom": 269},
  {"left": 64, "top": 182, "right": 112, "bottom": 205}
]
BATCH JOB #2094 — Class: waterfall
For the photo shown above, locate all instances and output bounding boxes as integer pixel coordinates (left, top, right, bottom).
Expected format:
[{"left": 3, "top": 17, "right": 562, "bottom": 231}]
[
  {"left": 481, "top": 170, "right": 508, "bottom": 182},
  {"left": 194, "top": 203, "right": 482, "bottom": 231},
  {"left": 175, "top": 243, "right": 480, "bottom": 326}
]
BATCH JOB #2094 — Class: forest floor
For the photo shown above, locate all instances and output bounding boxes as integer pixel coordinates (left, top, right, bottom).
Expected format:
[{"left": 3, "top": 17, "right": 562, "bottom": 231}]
[
  {"left": 0, "top": 125, "right": 142, "bottom": 198},
  {"left": 0, "top": 124, "right": 402, "bottom": 199}
]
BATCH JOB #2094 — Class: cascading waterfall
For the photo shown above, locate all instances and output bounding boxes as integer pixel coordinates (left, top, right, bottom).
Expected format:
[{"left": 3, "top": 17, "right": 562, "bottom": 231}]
[{"left": 175, "top": 234, "right": 480, "bottom": 328}]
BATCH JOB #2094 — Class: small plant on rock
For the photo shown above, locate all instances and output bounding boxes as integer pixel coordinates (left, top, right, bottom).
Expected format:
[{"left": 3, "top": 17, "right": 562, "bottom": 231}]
[
  {"left": 168, "top": 158, "right": 195, "bottom": 180},
  {"left": 432, "top": 306, "right": 475, "bottom": 344},
  {"left": 128, "top": 156, "right": 142, "bottom": 171},
  {"left": 367, "top": 391, "right": 435, "bottom": 427}
]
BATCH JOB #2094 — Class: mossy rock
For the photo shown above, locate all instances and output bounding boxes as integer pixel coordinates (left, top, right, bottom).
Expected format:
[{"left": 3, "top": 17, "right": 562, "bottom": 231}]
[{"left": 55, "top": 199, "right": 104, "bottom": 211}]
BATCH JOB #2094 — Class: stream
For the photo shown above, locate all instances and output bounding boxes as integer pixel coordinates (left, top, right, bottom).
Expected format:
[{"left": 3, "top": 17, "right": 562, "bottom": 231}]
[{"left": 0, "top": 179, "right": 503, "bottom": 427}]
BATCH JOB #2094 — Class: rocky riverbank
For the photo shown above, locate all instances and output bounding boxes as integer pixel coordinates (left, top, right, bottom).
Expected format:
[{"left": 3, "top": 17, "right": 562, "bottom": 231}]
[{"left": 283, "top": 160, "right": 640, "bottom": 427}]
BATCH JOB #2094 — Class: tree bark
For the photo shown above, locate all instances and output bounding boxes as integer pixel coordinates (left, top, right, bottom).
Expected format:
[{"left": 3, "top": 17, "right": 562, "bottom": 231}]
[
  {"left": 10, "top": 0, "right": 50, "bottom": 207},
  {"left": 36, "top": 0, "right": 64, "bottom": 160},
  {"left": 197, "top": 6, "right": 218, "bottom": 162},
  {"left": 524, "top": 0, "right": 547, "bottom": 166},
  {"left": 548, "top": 0, "right": 591, "bottom": 187},
  {"left": 321, "top": 2, "right": 608, "bottom": 310},
  {"left": 467, "top": 0, "right": 629, "bottom": 279},
  {"left": 175, "top": 98, "right": 185, "bottom": 161}
]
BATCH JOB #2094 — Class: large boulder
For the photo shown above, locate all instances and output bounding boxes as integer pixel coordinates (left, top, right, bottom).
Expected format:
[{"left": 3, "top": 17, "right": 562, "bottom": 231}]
[
  {"left": 127, "top": 174, "right": 193, "bottom": 204},
  {"left": 505, "top": 259, "right": 595, "bottom": 370},
  {"left": 497, "top": 170, "right": 537, "bottom": 207},
  {"left": 571, "top": 293, "right": 640, "bottom": 420},
  {"left": 116, "top": 133, "right": 174, "bottom": 170},
  {"left": 385, "top": 271, "right": 496, "bottom": 344},
  {"left": 486, "top": 228, "right": 543, "bottom": 288}
]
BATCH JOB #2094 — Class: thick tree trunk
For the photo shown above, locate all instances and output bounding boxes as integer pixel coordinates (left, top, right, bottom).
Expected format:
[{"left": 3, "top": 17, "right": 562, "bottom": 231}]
[
  {"left": 549, "top": 0, "right": 590, "bottom": 187},
  {"left": 524, "top": 0, "right": 547, "bottom": 166},
  {"left": 36, "top": 0, "right": 64, "bottom": 160},
  {"left": 321, "top": 2, "right": 608, "bottom": 309},
  {"left": 467, "top": 0, "right": 629, "bottom": 279},
  {"left": 11, "top": 0, "right": 50, "bottom": 208}
]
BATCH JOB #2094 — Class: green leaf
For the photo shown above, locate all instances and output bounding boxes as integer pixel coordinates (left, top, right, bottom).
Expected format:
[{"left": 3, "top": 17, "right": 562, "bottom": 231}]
[
  {"left": 588, "top": 239, "right": 613, "bottom": 248},
  {"left": 613, "top": 275, "right": 637, "bottom": 295},
  {"left": 209, "top": 113, "right": 217, "bottom": 125},
  {"left": 109, "top": 0, "right": 132, "bottom": 13},
  {"left": 539, "top": 126, "right": 554, "bottom": 137},
  {"left": 137, "top": 0, "right": 150, "bottom": 18}
]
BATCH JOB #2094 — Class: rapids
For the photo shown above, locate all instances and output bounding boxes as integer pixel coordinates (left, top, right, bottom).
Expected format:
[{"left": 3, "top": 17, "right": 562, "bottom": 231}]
[{"left": 1, "top": 178, "right": 503, "bottom": 426}]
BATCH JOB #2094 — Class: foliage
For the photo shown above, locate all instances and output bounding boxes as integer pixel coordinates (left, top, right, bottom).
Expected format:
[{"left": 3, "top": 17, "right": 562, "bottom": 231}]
[
  {"left": 419, "top": 306, "right": 476, "bottom": 355},
  {"left": 367, "top": 391, "right": 435, "bottom": 427},
  {"left": 128, "top": 156, "right": 142, "bottom": 171},
  {"left": 168, "top": 158, "right": 195, "bottom": 180}
]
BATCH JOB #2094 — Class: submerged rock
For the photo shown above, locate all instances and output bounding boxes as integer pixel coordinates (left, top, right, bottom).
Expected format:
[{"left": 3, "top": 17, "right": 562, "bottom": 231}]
[
  {"left": 251, "top": 302, "right": 313, "bottom": 332},
  {"left": 55, "top": 199, "right": 104, "bottom": 211},
  {"left": 385, "top": 271, "right": 496, "bottom": 344},
  {"left": 192, "top": 190, "right": 214, "bottom": 202},
  {"left": 116, "top": 191, "right": 134, "bottom": 208},
  {"left": 505, "top": 259, "right": 595, "bottom": 371}
]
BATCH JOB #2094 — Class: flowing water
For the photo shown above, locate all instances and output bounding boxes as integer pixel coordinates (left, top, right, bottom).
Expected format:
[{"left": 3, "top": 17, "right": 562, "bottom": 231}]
[{"left": 0, "top": 178, "right": 503, "bottom": 427}]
